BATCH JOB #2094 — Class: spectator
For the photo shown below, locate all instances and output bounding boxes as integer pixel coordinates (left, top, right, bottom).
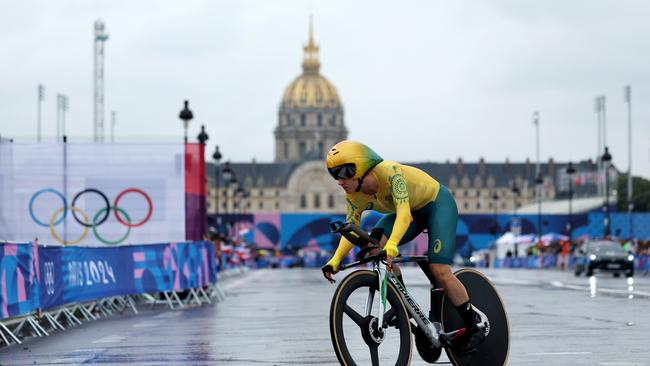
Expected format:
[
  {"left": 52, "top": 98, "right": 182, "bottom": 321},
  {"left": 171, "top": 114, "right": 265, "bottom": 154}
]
[{"left": 557, "top": 240, "right": 570, "bottom": 271}]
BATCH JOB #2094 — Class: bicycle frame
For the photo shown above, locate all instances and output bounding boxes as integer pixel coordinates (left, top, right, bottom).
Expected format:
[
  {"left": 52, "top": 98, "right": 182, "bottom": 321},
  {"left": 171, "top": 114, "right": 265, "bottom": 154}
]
[
  {"left": 375, "top": 259, "right": 447, "bottom": 348},
  {"left": 360, "top": 256, "right": 489, "bottom": 349}
]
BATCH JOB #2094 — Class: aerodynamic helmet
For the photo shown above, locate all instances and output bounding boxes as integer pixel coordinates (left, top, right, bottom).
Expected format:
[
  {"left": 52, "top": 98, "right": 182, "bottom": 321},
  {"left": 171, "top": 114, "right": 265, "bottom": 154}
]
[{"left": 326, "top": 140, "right": 383, "bottom": 180}]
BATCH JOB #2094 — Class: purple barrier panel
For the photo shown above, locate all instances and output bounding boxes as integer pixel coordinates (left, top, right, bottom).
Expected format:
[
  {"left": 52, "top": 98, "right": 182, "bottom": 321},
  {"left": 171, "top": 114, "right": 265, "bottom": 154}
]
[
  {"left": 132, "top": 243, "right": 173, "bottom": 294},
  {"left": 169, "top": 241, "right": 215, "bottom": 290},
  {"left": 0, "top": 242, "right": 41, "bottom": 319},
  {"left": 132, "top": 241, "right": 217, "bottom": 294}
]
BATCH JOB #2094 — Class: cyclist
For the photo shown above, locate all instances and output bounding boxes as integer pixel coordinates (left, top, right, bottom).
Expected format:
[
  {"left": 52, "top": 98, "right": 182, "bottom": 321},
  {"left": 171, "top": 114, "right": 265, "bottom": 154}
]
[{"left": 321, "top": 140, "right": 485, "bottom": 353}]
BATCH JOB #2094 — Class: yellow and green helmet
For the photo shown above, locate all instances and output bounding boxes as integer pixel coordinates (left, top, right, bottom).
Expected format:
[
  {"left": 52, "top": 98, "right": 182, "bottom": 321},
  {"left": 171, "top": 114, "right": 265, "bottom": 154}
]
[{"left": 326, "top": 140, "right": 383, "bottom": 180}]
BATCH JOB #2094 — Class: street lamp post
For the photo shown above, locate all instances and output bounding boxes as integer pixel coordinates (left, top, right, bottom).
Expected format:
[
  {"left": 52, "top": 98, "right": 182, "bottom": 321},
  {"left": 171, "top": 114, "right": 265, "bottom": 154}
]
[
  {"left": 213, "top": 145, "right": 222, "bottom": 216},
  {"left": 535, "top": 173, "right": 543, "bottom": 245},
  {"left": 602, "top": 147, "right": 612, "bottom": 238},
  {"left": 566, "top": 162, "right": 576, "bottom": 242},
  {"left": 533, "top": 111, "right": 540, "bottom": 177},
  {"left": 62, "top": 95, "right": 68, "bottom": 140},
  {"left": 56, "top": 94, "right": 69, "bottom": 142},
  {"left": 222, "top": 162, "right": 233, "bottom": 214},
  {"left": 229, "top": 174, "right": 238, "bottom": 215},
  {"left": 511, "top": 182, "right": 521, "bottom": 257},
  {"left": 491, "top": 191, "right": 499, "bottom": 240},
  {"left": 235, "top": 185, "right": 247, "bottom": 214},
  {"left": 511, "top": 183, "right": 520, "bottom": 216},
  {"left": 197, "top": 125, "right": 209, "bottom": 145},
  {"left": 624, "top": 85, "right": 633, "bottom": 238},
  {"left": 179, "top": 100, "right": 193, "bottom": 143},
  {"left": 37, "top": 84, "right": 44, "bottom": 143}
]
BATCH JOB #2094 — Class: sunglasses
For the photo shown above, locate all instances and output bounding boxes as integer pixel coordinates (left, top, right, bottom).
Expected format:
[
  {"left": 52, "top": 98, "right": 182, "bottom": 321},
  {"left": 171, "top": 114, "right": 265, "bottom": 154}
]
[{"left": 328, "top": 163, "right": 356, "bottom": 180}]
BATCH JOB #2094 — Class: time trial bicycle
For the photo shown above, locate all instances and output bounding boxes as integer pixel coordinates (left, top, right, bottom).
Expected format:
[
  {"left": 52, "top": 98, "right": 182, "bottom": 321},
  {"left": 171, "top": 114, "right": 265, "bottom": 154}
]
[{"left": 325, "top": 221, "right": 509, "bottom": 366}]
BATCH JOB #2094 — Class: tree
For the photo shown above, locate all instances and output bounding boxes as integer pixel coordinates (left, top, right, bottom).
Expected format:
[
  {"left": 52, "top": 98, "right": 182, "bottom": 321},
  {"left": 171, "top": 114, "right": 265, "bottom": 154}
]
[{"left": 617, "top": 175, "right": 650, "bottom": 212}]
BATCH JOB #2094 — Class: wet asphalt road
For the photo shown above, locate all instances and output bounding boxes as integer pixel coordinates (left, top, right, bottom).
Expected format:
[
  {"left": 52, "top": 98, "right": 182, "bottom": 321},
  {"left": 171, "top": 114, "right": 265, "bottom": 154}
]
[{"left": 0, "top": 267, "right": 649, "bottom": 365}]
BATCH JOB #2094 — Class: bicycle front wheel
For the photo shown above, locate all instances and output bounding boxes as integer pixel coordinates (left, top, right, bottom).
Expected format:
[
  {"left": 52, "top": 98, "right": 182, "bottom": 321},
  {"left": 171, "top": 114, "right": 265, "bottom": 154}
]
[{"left": 330, "top": 270, "right": 412, "bottom": 366}]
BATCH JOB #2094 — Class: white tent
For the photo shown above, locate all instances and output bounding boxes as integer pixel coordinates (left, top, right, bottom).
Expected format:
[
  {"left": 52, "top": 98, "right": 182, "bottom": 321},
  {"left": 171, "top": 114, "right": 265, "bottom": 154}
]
[{"left": 494, "top": 232, "right": 537, "bottom": 258}]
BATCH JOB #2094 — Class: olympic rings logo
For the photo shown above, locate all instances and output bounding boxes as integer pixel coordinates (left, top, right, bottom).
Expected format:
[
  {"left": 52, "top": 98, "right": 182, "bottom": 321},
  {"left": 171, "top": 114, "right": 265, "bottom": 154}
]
[{"left": 29, "top": 188, "right": 153, "bottom": 245}]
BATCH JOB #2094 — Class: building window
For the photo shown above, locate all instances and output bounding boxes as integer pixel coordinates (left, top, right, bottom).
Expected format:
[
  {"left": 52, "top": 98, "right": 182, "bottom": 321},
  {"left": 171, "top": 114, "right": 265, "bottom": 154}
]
[
  {"left": 299, "top": 142, "right": 306, "bottom": 158},
  {"left": 451, "top": 190, "right": 455, "bottom": 196},
  {"left": 286, "top": 115, "right": 293, "bottom": 126},
  {"left": 317, "top": 142, "right": 324, "bottom": 157},
  {"left": 284, "top": 142, "right": 289, "bottom": 159},
  {"left": 259, "top": 190, "right": 264, "bottom": 197},
  {"left": 314, "top": 194, "right": 321, "bottom": 208},
  {"left": 258, "top": 201, "right": 263, "bottom": 210},
  {"left": 275, "top": 201, "right": 279, "bottom": 209},
  {"left": 463, "top": 190, "right": 468, "bottom": 197},
  {"left": 488, "top": 202, "right": 493, "bottom": 209},
  {"left": 300, "top": 114, "right": 306, "bottom": 126},
  {"left": 317, "top": 114, "right": 322, "bottom": 126},
  {"left": 275, "top": 190, "right": 280, "bottom": 197},
  {"left": 501, "top": 202, "right": 507, "bottom": 209},
  {"left": 476, "top": 202, "right": 481, "bottom": 209},
  {"left": 476, "top": 190, "right": 481, "bottom": 197},
  {"left": 300, "top": 194, "right": 306, "bottom": 208},
  {"left": 463, "top": 202, "right": 469, "bottom": 210},
  {"left": 328, "top": 194, "right": 335, "bottom": 208},
  {"left": 330, "top": 116, "right": 336, "bottom": 126}
]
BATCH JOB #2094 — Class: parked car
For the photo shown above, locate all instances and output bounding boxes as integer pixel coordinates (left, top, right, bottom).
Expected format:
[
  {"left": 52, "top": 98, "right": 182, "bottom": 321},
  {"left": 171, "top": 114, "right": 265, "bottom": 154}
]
[{"left": 573, "top": 240, "right": 634, "bottom": 277}]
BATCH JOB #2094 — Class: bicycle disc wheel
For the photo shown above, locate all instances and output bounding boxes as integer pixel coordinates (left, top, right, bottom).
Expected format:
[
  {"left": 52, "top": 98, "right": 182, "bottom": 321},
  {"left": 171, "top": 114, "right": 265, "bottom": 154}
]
[
  {"left": 330, "top": 270, "right": 412, "bottom": 366},
  {"left": 441, "top": 269, "right": 510, "bottom": 366}
]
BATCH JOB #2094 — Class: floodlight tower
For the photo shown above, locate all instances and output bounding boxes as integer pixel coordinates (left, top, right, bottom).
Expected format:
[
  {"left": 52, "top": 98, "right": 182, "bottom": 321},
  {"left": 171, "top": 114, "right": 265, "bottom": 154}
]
[{"left": 94, "top": 19, "right": 109, "bottom": 143}]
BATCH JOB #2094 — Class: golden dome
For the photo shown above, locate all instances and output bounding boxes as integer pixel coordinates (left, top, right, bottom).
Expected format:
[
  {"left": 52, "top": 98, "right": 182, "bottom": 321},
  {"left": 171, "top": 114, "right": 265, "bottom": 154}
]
[{"left": 281, "top": 17, "right": 341, "bottom": 109}]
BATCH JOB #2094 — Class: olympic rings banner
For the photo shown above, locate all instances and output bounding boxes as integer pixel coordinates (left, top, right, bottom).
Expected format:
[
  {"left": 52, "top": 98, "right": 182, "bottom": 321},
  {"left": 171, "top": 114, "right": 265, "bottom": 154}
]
[
  {"left": 0, "top": 142, "right": 186, "bottom": 246},
  {"left": 0, "top": 241, "right": 216, "bottom": 318}
]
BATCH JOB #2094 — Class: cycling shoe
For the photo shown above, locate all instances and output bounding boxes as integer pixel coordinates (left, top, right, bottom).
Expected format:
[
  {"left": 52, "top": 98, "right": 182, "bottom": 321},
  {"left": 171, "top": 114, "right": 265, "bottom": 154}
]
[{"left": 453, "top": 326, "right": 486, "bottom": 353}]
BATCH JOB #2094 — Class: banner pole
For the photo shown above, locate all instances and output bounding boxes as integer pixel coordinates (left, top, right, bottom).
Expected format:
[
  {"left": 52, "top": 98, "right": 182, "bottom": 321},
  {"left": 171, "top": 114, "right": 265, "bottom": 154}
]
[{"left": 63, "top": 136, "right": 68, "bottom": 244}]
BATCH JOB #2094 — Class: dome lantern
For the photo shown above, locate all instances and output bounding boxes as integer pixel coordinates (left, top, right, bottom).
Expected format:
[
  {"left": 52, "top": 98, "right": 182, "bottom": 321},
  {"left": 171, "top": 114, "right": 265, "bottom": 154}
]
[
  {"left": 302, "top": 15, "right": 320, "bottom": 74},
  {"left": 281, "top": 16, "right": 342, "bottom": 110}
]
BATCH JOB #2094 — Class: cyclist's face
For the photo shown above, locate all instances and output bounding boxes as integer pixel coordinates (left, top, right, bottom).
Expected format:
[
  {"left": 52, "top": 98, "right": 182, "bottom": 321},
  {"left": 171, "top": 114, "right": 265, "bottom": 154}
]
[{"left": 337, "top": 178, "right": 357, "bottom": 194}]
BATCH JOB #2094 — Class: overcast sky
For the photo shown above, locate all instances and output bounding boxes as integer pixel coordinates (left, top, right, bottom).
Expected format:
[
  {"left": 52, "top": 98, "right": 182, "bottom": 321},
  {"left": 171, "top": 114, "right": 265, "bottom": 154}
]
[{"left": 1, "top": 0, "right": 649, "bottom": 179}]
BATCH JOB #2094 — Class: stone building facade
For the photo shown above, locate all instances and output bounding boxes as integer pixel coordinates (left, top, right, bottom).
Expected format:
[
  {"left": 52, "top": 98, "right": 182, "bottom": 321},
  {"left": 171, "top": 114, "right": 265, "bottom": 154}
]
[{"left": 208, "top": 156, "right": 603, "bottom": 215}]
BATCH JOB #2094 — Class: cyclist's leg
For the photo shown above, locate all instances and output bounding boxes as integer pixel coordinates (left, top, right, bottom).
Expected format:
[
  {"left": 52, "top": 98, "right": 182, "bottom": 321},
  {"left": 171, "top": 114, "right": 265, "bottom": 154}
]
[
  {"left": 375, "top": 213, "right": 424, "bottom": 279},
  {"left": 423, "top": 190, "right": 466, "bottom": 305},
  {"left": 426, "top": 186, "right": 485, "bottom": 352}
]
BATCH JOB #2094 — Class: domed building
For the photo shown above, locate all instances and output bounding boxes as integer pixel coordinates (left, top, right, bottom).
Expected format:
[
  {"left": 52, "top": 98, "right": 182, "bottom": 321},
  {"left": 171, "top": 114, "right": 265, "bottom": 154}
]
[{"left": 275, "top": 20, "right": 347, "bottom": 162}]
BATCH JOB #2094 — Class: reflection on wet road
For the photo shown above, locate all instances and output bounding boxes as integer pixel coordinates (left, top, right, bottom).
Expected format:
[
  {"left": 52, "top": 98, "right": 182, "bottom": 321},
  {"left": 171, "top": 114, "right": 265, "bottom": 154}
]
[{"left": 0, "top": 268, "right": 647, "bottom": 365}]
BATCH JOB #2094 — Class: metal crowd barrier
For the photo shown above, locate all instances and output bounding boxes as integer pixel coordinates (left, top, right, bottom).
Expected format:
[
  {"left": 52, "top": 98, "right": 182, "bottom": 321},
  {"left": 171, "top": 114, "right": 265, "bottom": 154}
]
[{"left": 0, "top": 241, "right": 246, "bottom": 347}]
